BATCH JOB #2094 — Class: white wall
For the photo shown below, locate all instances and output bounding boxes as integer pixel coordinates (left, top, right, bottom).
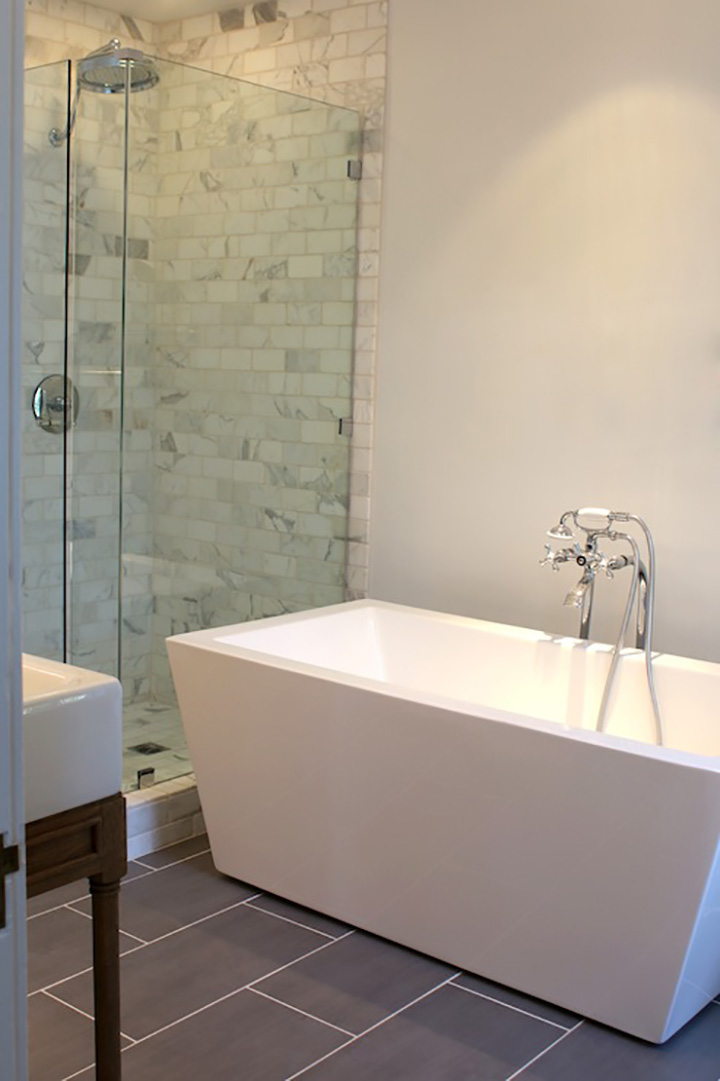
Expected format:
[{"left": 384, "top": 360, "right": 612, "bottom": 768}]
[{"left": 370, "top": 0, "right": 720, "bottom": 662}]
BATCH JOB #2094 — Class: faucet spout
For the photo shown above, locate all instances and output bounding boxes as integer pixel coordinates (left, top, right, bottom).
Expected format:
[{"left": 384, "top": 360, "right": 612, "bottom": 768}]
[
  {"left": 563, "top": 572, "right": 592, "bottom": 609},
  {"left": 563, "top": 568, "right": 595, "bottom": 638}
]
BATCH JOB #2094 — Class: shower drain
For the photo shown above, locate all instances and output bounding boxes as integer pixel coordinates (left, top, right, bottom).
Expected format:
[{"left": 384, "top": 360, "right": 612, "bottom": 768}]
[{"left": 127, "top": 741, "right": 169, "bottom": 755}]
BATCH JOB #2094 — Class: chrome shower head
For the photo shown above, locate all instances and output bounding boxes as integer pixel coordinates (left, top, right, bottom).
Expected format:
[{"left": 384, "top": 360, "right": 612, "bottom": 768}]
[
  {"left": 49, "top": 38, "right": 160, "bottom": 146},
  {"left": 77, "top": 38, "right": 160, "bottom": 94}
]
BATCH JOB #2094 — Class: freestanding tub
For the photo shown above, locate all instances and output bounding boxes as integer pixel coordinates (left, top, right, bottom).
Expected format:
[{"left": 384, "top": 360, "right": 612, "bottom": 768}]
[{"left": 167, "top": 599, "right": 720, "bottom": 1043}]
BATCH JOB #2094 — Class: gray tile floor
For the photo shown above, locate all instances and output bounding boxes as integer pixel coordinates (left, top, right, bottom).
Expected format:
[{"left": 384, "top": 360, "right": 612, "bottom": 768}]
[{"left": 28, "top": 835, "right": 720, "bottom": 1080}]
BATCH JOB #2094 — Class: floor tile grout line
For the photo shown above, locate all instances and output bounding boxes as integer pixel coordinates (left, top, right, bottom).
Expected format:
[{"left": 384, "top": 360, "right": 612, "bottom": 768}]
[
  {"left": 283, "top": 970, "right": 462, "bottom": 1081},
  {"left": 29, "top": 848, "right": 231, "bottom": 935},
  {"left": 24, "top": 857, "right": 168, "bottom": 923},
  {"left": 42, "top": 990, "right": 97, "bottom": 1024},
  {"left": 64, "top": 905, "right": 149, "bottom": 946},
  {"left": 33, "top": 964, "right": 95, "bottom": 996},
  {"left": 505, "top": 1019, "right": 585, "bottom": 1081},
  {"left": 60, "top": 1066, "right": 94, "bottom": 1081},
  {"left": 284, "top": 1038, "right": 358, "bottom": 1081},
  {"left": 119, "top": 868, "right": 158, "bottom": 883},
  {"left": 118, "top": 928, "right": 355, "bottom": 1049},
  {"left": 38, "top": 890, "right": 331, "bottom": 1002},
  {"left": 131, "top": 846, "right": 211, "bottom": 873},
  {"left": 63, "top": 907, "right": 93, "bottom": 922},
  {"left": 246, "top": 900, "right": 340, "bottom": 941},
  {"left": 32, "top": 914, "right": 187, "bottom": 997},
  {"left": 117, "top": 985, "right": 245, "bottom": 1052},
  {"left": 108, "top": 894, "right": 265, "bottom": 960},
  {"left": 246, "top": 930, "right": 356, "bottom": 992},
  {"left": 41, "top": 989, "right": 138, "bottom": 1045},
  {"left": 248, "top": 986, "right": 357, "bottom": 1038},
  {"left": 449, "top": 981, "right": 571, "bottom": 1031},
  {"left": 348, "top": 969, "right": 463, "bottom": 1041},
  {"left": 27, "top": 898, "right": 89, "bottom": 921},
  {"left": 121, "top": 929, "right": 150, "bottom": 946},
  {"left": 137, "top": 893, "right": 264, "bottom": 943},
  {"left": 121, "top": 930, "right": 150, "bottom": 946}
]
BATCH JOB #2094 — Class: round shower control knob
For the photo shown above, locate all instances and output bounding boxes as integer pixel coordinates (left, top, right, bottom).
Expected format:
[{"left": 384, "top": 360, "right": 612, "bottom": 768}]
[{"left": 31, "top": 374, "right": 80, "bottom": 434}]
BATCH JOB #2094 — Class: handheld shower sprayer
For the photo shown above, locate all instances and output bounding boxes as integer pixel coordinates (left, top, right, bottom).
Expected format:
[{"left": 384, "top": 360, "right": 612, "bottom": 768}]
[{"left": 541, "top": 508, "right": 663, "bottom": 746}]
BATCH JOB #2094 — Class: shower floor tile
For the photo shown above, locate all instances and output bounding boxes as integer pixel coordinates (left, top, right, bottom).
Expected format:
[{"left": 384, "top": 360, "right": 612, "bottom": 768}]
[
  {"left": 26, "top": 836, "right": 720, "bottom": 1081},
  {"left": 122, "top": 700, "right": 192, "bottom": 791}
]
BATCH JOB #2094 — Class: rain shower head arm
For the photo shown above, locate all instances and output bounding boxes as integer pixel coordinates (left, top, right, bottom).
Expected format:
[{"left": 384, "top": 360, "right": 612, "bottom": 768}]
[
  {"left": 48, "top": 37, "right": 160, "bottom": 145},
  {"left": 85, "top": 37, "right": 122, "bottom": 59},
  {"left": 49, "top": 82, "right": 81, "bottom": 147}
]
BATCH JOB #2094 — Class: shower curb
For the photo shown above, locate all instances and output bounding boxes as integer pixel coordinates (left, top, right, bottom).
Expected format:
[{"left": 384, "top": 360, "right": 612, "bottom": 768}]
[{"left": 125, "top": 773, "right": 204, "bottom": 860}]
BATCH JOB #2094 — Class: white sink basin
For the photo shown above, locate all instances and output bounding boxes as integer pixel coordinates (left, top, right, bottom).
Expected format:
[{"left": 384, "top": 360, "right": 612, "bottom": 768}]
[{"left": 22, "top": 654, "right": 122, "bottom": 823}]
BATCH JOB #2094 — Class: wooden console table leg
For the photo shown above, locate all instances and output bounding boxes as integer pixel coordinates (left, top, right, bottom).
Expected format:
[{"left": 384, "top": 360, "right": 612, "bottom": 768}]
[
  {"left": 90, "top": 876, "right": 122, "bottom": 1081},
  {"left": 26, "top": 793, "right": 127, "bottom": 1081}
]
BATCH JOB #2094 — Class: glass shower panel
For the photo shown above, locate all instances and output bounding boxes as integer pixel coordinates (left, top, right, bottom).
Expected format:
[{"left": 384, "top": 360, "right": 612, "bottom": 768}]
[
  {"left": 152, "top": 62, "right": 359, "bottom": 677},
  {"left": 64, "top": 71, "right": 126, "bottom": 676},
  {"left": 24, "top": 54, "right": 360, "bottom": 791},
  {"left": 121, "top": 78, "right": 162, "bottom": 707},
  {"left": 120, "top": 68, "right": 167, "bottom": 782},
  {"left": 21, "top": 62, "right": 70, "bottom": 661},
  {"left": 120, "top": 60, "right": 360, "bottom": 787}
]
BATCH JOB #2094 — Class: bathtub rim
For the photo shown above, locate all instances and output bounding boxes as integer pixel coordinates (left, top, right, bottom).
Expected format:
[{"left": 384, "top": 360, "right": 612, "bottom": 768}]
[{"left": 166, "top": 598, "right": 720, "bottom": 772}]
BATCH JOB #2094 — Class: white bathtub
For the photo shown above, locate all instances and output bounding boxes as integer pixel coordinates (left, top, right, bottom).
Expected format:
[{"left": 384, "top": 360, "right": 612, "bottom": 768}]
[{"left": 167, "top": 599, "right": 720, "bottom": 1044}]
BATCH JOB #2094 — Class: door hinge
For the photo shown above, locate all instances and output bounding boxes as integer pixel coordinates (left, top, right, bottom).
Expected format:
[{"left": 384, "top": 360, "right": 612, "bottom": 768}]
[
  {"left": 347, "top": 159, "right": 362, "bottom": 180},
  {"left": 0, "top": 837, "right": 21, "bottom": 931}
]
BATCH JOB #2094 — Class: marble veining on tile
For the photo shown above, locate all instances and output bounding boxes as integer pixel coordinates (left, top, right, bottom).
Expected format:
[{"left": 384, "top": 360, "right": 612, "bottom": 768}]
[{"left": 22, "top": 0, "right": 385, "bottom": 777}]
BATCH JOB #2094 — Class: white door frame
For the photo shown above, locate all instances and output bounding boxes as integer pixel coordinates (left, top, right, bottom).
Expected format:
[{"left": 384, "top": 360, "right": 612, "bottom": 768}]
[{"left": 0, "top": 0, "right": 28, "bottom": 1078}]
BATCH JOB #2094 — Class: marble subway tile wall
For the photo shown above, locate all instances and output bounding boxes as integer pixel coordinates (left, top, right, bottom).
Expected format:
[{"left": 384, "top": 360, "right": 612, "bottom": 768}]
[
  {"left": 22, "top": 0, "right": 385, "bottom": 703},
  {"left": 25, "top": 0, "right": 153, "bottom": 66},
  {"left": 153, "top": 0, "right": 385, "bottom": 598},
  {"left": 121, "top": 93, "right": 161, "bottom": 700},
  {"left": 24, "top": 2, "right": 158, "bottom": 685},
  {"left": 71, "top": 86, "right": 161, "bottom": 690},
  {"left": 67, "top": 88, "right": 131, "bottom": 678},
  {"left": 148, "top": 64, "right": 359, "bottom": 702},
  {"left": 58, "top": 83, "right": 157, "bottom": 687},
  {"left": 22, "top": 61, "right": 70, "bottom": 660}
]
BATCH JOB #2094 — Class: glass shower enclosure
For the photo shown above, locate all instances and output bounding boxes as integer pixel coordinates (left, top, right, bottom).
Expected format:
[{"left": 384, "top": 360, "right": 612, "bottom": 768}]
[{"left": 22, "top": 46, "right": 360, "bottom": 791}]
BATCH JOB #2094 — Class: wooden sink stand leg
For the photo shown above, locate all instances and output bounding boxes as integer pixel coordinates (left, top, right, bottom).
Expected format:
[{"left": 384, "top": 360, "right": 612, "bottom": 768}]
[
  {"left": 26, "top": 792, "right": 127, "bottom": 1081},
  {"left": 90, "top": 876, "right": 122, "bottom": 1080}
]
